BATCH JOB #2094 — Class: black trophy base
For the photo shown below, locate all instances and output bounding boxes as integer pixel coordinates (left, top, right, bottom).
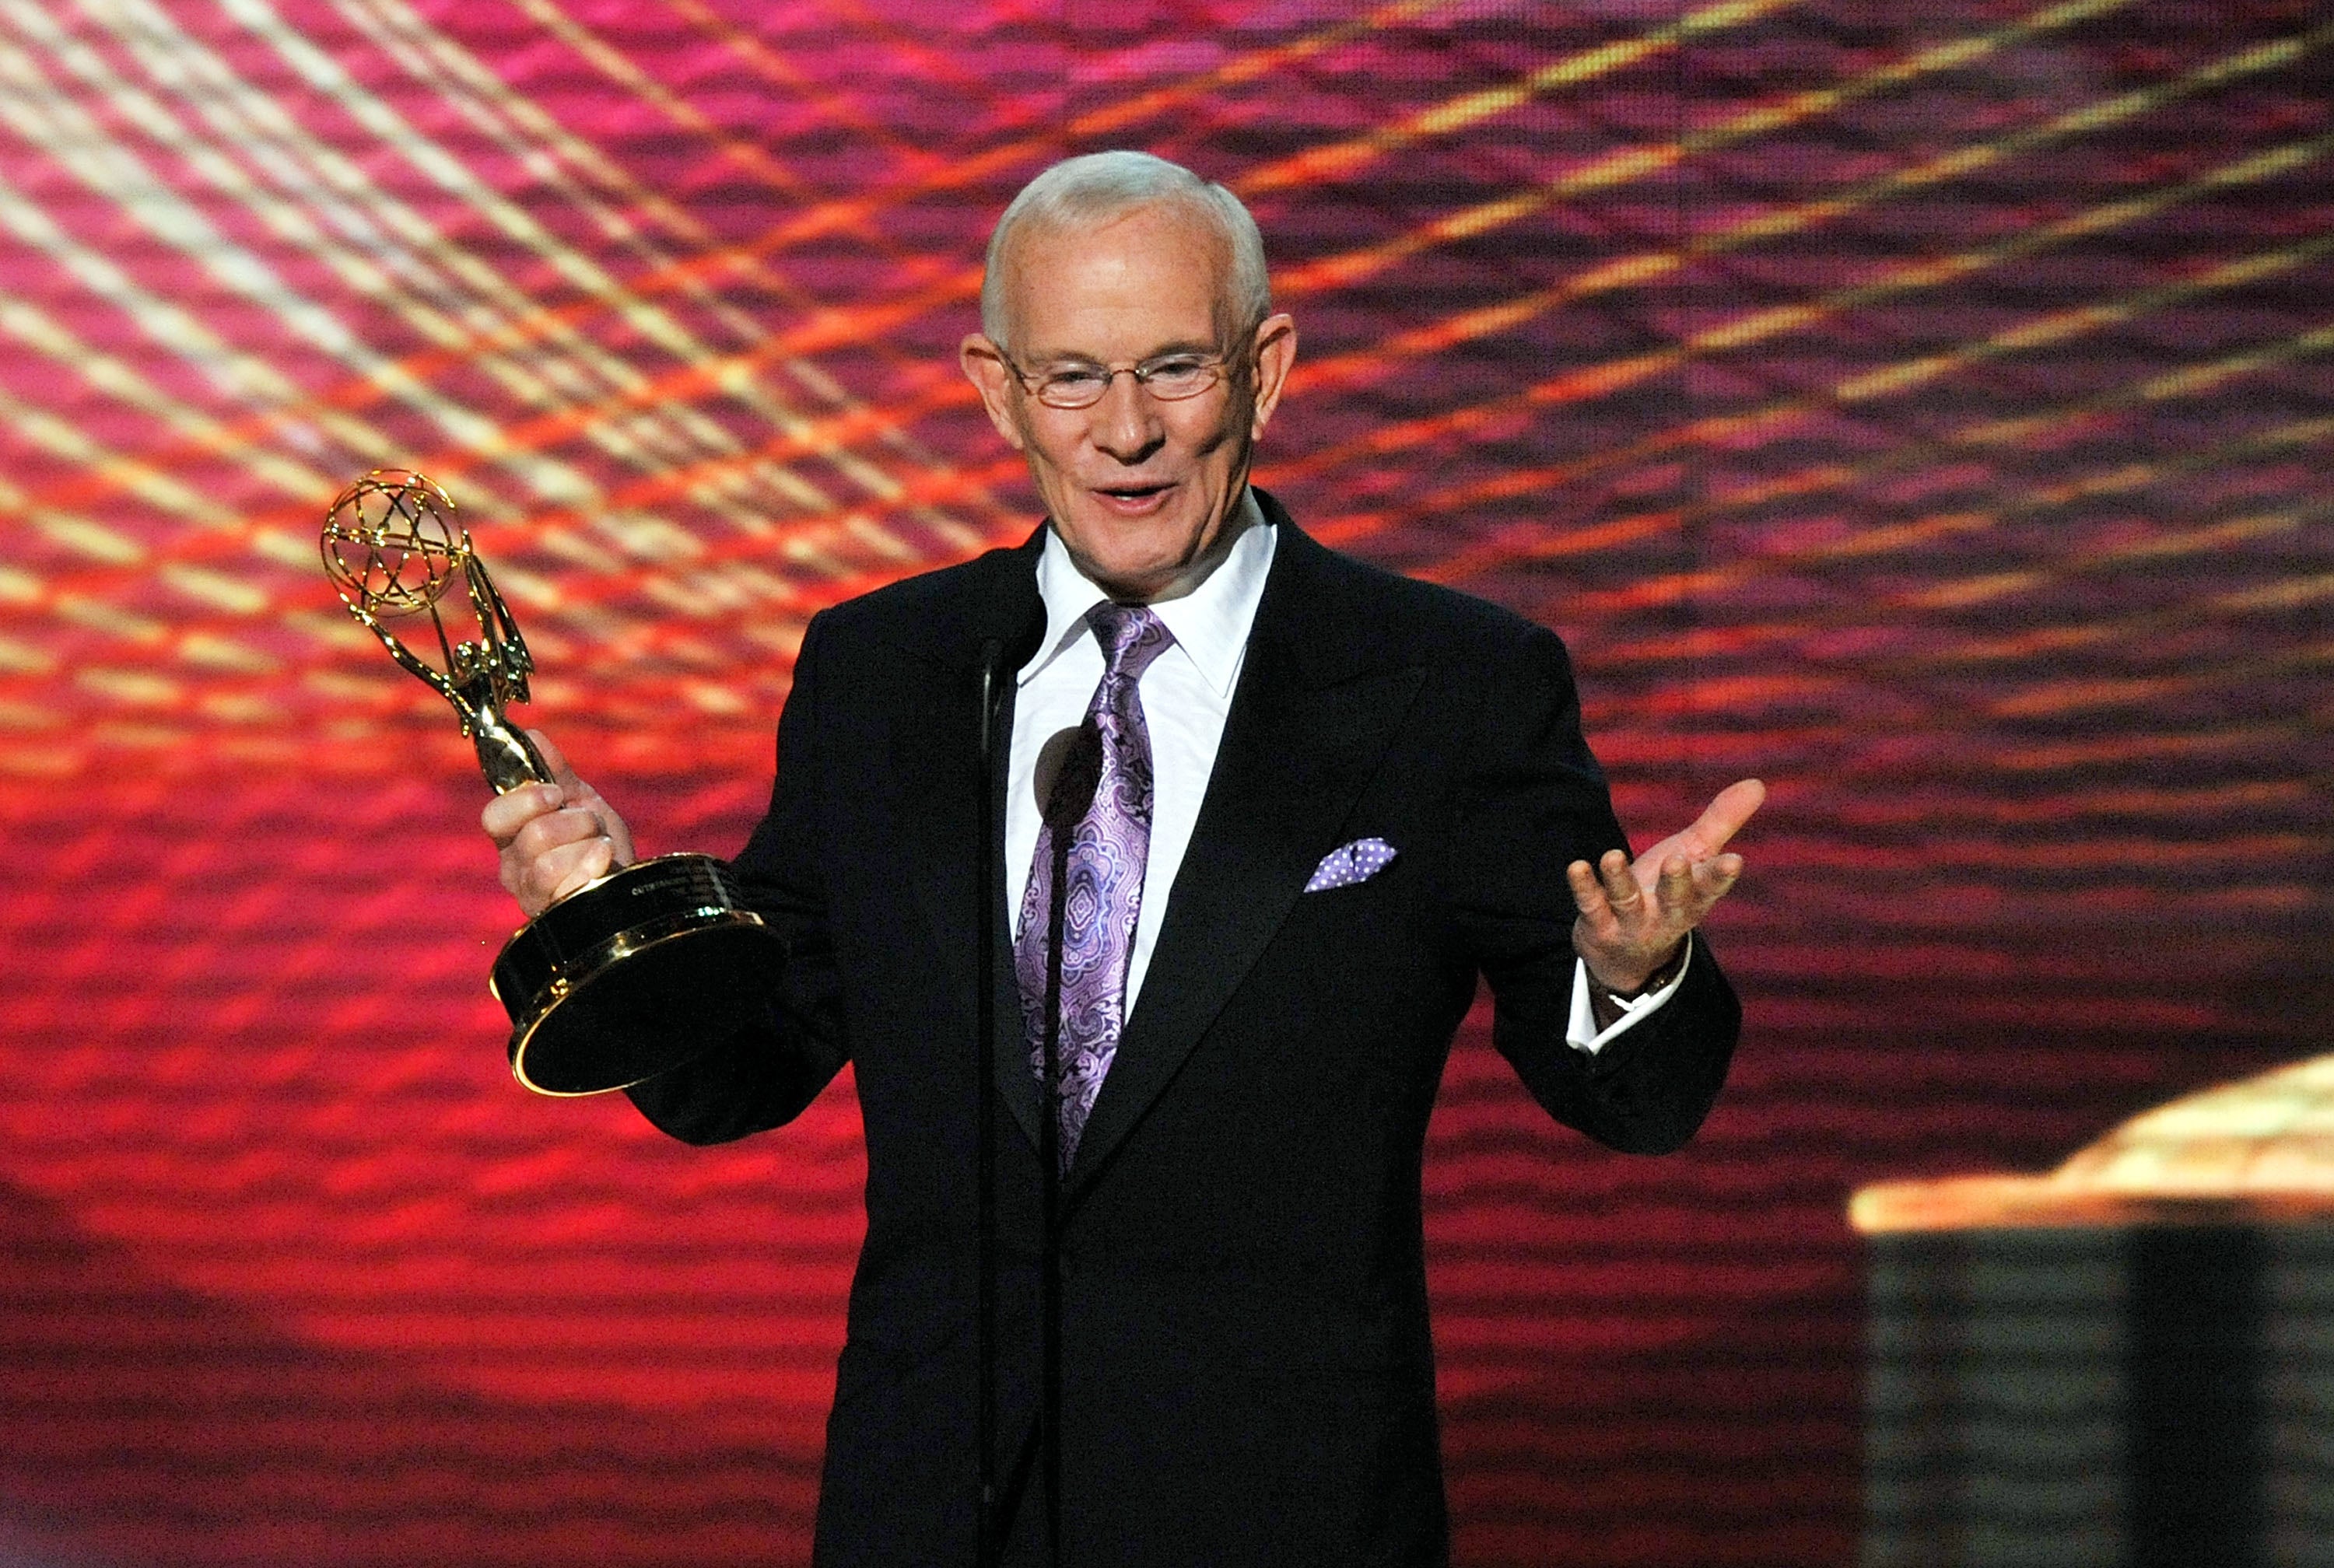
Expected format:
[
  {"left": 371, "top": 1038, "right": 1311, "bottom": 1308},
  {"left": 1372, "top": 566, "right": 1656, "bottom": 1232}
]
[{"left": 490, "top": 853, "right": 783, "bottom": 1097}]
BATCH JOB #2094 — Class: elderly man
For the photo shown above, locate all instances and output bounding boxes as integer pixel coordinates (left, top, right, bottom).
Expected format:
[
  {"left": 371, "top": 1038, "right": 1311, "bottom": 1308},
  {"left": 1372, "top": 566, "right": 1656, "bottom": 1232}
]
[{"left": 489, "top": 151, "right": 1759, "bottom": 1567}]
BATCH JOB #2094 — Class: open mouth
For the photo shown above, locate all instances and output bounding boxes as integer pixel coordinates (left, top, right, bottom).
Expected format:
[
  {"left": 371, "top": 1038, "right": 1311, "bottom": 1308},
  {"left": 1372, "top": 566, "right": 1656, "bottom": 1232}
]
[{"left": 1093, "top": 481, "right": 1175, "bottom": 513}]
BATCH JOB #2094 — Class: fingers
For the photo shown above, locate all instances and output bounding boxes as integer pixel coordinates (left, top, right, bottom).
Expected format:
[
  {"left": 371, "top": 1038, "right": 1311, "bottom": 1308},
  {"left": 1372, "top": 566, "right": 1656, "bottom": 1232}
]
[
  {"left": 1572, "top": 838, "right": 1742, "bottom": 980},
  {"left": 1565, "top": 856, "right": 1606, "bottom": 919},
  {"left": 478, "top": 730, "right": 635, "bottom": 917},
  {"left": 497, "top": 803, "right": 618, "bottom": 916},
  {"left": 1574, "top": 840, "right": 1747, "bottom": 919},
  {"left": 1691, "top": 850, "right": 1745, "bottom": 903},
  {"left": 514, "top": 831, "right": 618, "bottom": 913},
  {"left": 508, "top": 798, "right": 608, "bottom": 859},
  {"left": 1596, "top": 847, "right": 1639, "bottom": 910},
  {"left": 1569, "top": 846, "right": 1663, "bottom": 989},
  {"left": 1655, "top": 851, "right": 1695, "bottom": 915},
  {"left": 482, "top": 779, "right": 564, "bottom": 846},
  {"left": 1566, "top": 848, "right": 1634, "bottom": 921}
]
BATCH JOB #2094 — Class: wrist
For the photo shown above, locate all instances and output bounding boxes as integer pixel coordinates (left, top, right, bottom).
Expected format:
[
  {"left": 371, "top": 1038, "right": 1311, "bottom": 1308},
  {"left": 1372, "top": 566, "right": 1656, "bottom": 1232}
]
[{"left": 1587, "top": 934, "right": 1690, "bottom": 1003}]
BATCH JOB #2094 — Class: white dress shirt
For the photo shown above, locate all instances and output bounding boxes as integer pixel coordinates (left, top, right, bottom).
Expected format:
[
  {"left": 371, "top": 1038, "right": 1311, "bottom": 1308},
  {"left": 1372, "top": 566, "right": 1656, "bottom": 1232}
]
[{"left": 1005, "top": 488, "right": 1684, "bottom": 1054}]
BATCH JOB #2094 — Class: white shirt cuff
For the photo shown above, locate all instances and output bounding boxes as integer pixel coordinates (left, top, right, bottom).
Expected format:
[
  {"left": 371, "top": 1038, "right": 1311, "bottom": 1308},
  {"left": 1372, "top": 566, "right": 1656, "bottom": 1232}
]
[{"left": 1564, "top": 936, "right": 1693, "bottom": 1055}]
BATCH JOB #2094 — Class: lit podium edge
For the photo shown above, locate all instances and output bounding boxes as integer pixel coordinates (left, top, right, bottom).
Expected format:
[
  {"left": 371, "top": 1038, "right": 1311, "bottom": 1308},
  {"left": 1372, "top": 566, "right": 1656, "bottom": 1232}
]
[{"left": 1851, "top": 1056, "right": 2334, "bottom": 1568}]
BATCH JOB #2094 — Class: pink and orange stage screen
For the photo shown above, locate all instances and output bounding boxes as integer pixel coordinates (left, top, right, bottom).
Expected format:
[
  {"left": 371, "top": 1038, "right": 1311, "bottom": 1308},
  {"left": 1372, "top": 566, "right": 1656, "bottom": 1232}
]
[{"left": 0, "top": 3, "right": 2326, "bottom": 1563}]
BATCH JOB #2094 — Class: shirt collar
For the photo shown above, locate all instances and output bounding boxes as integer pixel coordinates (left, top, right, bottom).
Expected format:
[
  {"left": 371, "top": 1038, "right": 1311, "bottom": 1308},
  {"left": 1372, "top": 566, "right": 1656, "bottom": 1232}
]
[{"left": 1023, "top": 488, "right": 1275, "bottom": 699}]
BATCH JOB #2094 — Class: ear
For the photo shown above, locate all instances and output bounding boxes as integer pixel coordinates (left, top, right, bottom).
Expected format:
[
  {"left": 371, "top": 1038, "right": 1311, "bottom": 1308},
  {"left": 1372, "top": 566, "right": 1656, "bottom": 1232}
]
[
  {"left": 1245, "top": 313, "right": 1297, "bottom": 440},
  {"left": 960, "top": 334, "right": 1028, "bottom": 452}
]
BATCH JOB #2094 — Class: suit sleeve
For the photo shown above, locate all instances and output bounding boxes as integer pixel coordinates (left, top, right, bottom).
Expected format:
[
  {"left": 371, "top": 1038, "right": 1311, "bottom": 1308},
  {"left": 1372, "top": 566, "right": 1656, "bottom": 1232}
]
[
  {"left": 622, "top": 613, "right": 851, "bottom": 1144},
  {"left": 1442, "top": 623, "right": 1739, "bottom": 1156}
]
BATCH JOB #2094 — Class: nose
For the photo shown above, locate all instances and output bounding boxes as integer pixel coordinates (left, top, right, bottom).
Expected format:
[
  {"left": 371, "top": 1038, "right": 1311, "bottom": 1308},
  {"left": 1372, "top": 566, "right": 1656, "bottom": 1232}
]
[{"left": 1089, "top": 370, "right": 1164, "bottom": 464}]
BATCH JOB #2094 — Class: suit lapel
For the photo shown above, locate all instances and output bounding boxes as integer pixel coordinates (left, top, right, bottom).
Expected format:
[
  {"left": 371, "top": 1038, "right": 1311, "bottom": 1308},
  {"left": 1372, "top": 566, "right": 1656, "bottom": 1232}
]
[
  {"left": 1066, "top": 513, "right": 1427, "bottom": 1192},
  {"left": 983, "top": 669, "right": 1047, "bottom": 1155},
  {"left": 881, "top": 539, "right": 1049, "bottom": 1154}
]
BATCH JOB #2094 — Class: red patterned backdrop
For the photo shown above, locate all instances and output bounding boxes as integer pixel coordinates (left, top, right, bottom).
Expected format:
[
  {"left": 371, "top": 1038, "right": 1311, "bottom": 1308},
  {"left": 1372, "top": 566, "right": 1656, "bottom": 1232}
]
[{"left": 0, "top": 2, "right": 2327, "bottom": 1563}]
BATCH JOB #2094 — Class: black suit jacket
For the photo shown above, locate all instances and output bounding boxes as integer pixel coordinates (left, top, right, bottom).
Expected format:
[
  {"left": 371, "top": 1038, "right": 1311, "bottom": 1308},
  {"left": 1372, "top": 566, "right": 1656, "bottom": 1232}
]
[{"left": 628, "top": 494, "right": 1740, "bottom": 1566}]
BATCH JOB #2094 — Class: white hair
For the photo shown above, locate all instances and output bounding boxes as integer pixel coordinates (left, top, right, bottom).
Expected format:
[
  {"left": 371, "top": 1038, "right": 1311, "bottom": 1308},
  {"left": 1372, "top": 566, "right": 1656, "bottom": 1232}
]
[{"left": 980, "top": 150, "right": 1271, "bottom": 348}]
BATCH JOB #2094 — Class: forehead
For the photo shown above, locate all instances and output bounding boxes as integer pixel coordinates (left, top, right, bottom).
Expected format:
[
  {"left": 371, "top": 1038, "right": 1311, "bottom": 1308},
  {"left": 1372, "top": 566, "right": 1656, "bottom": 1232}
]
[{"left": 1001, "top": 205, "right": 1231, "bottom": 359}]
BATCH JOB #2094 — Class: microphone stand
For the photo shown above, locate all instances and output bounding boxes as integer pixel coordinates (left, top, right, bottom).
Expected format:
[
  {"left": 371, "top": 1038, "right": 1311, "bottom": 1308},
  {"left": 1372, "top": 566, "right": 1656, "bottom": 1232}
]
[
  {"left": 1036, "top": 723, "right": 1101, "bottom": 1568},
  {"left": 976, "top": 639, "right": 1004, "bottom": 1568},
  {"left": 1039, "top": 829, "right": 1066, "bottom": 1568}
]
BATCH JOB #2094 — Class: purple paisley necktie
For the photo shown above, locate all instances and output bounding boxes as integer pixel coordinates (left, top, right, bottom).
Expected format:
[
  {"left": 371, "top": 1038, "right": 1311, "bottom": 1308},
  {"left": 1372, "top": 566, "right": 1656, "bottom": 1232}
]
[{"left": 1014, "top": 603, "right": 1175, "bottom": 1169}]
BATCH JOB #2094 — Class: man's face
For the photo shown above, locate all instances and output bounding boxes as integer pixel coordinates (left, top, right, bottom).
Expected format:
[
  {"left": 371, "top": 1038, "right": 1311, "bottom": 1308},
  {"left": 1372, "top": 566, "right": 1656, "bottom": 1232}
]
[{"left": 962, "top": 204, "right": 1296, "bottom": 601}]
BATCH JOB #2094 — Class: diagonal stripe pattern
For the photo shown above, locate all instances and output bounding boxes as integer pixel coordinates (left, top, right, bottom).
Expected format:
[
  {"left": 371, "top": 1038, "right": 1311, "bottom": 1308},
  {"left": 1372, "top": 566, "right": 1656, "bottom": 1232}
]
[{"left": 0, "top": 4, "right": 2326, "bottom": 1567}]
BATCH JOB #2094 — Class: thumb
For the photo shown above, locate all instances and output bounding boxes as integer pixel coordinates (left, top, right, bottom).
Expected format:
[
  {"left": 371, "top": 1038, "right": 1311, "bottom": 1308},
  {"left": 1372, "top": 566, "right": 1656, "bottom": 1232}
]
[
  {"left": 1685, "top": 777, "right": 1766, "bottom": 855},
  {"left": 524, "top": 726, "right": 584, "bottom": 796}
]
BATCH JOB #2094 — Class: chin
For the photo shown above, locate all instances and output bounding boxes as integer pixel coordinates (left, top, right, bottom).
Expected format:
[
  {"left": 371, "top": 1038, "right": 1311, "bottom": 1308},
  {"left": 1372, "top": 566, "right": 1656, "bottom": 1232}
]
[
  {"left": 1084, "top": 555, "right": 1181, "bottom": 600},
  {"left": 1065, "top": 527, "right": 1199, "bottom": 595}
]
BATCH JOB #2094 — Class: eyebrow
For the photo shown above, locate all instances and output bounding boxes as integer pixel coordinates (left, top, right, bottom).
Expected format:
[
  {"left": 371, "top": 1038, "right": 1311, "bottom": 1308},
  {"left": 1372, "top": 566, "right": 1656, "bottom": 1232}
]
[{"left": 1022, "top": 338, "right": 1219, "bottom": 366}]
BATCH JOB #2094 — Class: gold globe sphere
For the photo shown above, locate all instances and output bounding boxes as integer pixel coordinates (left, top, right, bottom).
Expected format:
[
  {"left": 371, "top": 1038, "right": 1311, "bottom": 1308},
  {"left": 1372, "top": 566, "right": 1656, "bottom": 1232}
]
[{"left": 321, "top": 469, "right": 467, "bottom": 617}]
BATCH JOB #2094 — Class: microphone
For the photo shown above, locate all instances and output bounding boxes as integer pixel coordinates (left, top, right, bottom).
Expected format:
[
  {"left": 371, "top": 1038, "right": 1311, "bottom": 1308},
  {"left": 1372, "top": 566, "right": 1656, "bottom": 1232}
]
[
  {"left": 1033, "top": 721, "right": 1103, "bottom": 834},
  {"left": 977, "top": 572, "right": 1049, "bottom": 703}
]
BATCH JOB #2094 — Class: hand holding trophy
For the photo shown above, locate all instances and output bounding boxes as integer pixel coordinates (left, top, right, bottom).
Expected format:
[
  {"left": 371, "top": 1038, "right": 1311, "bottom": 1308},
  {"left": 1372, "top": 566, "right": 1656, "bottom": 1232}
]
[{"left": 322, "top": 469, "right": 783, "bottom": 1096}]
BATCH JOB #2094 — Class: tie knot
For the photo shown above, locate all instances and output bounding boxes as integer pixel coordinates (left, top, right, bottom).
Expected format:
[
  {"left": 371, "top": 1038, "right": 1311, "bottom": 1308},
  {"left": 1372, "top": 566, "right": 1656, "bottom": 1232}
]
[{"left": 1089, "top": 603, "right": 1172, "bottom": 684}]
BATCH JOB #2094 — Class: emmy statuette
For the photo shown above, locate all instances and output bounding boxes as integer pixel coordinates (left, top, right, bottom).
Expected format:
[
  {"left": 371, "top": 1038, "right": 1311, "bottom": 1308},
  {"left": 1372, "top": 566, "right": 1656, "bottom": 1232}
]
[{"left": 322, "top": 469, "right": 783, "bottom": 1096}]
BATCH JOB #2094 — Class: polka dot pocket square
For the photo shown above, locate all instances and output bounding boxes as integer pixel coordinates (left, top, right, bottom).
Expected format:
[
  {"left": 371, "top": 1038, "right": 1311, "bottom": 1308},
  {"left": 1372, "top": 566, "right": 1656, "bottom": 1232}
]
[{"left": 1304, "top": 836, "right": 1398, "bottom": 893}]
